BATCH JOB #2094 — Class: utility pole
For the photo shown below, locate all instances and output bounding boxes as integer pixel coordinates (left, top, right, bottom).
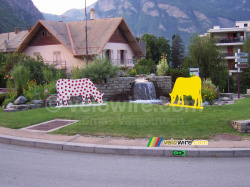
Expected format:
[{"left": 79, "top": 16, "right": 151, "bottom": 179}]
[{"left": 85, "top": 0, "right": 88, "bottom": 64}]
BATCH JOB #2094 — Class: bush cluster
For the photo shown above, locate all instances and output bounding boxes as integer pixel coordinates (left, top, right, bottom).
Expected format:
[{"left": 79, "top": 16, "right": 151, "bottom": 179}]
[
  {"left": 134, "top": 59, "right": 154, "bottom": 75},
  {"left": 79, "top": 57, "right": 120, "bottom": 83},
  {"left": 201, "top": 79, "right": 218, "bottom": 104}
]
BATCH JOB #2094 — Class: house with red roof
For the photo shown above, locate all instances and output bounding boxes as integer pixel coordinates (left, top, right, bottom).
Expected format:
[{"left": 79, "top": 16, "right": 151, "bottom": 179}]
[{"left": 9, "top": 13, "right": 145, "bottom": 72}]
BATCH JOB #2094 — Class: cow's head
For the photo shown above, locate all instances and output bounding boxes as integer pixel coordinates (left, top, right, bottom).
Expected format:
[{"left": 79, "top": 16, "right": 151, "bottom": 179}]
[
  {"left": 94, "top": 92, "right": 104, "bottom": 104},
  {"left": 169, "top": 93, "right": 176, "bottom": 104}
]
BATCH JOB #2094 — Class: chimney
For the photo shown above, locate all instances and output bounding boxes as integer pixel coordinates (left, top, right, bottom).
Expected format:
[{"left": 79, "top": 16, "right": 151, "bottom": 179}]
[
  {"left": 90, "top": 8, "right": 95, "bottom": 20},
  {"left": 15, "top": 27, "right": 20, "bottom": 34},
  {"left": 27, "top": 25, "right": 31, "bottom": 32},
  {"left": 4, "top": 40, "right": 8, "bottom": 51},
  {"left": 213, "top": 26, "right": 220, "bottom": 29}
]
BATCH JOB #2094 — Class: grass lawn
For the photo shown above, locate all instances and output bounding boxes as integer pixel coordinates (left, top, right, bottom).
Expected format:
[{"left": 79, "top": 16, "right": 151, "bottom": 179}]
[{"left": 0, "top": 98, "right": 250, "bottom": 139}]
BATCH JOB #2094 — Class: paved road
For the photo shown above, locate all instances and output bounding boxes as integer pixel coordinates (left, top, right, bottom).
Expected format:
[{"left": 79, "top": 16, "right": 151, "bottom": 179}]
[{"left": 1, "top": 143, "right": 250, "bottom": 187}]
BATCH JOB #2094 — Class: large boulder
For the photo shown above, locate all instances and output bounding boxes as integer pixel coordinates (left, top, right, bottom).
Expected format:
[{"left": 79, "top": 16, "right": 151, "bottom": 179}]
[
  {"left": 146, "top": 73, "right": 156, "bottom": 81},
  {"left": 6, "top": 102, "right": 13, "bottom": 109},
  {"left": 14, "top": 96, "right": 27, "bottom": 105},
  {"left": 221, "top": 97, "right": 231, "bottom": 101}
]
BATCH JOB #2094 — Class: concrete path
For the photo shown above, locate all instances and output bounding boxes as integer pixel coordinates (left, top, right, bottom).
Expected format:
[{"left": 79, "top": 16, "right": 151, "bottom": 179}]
[{"left": 0, "top": 127, "right": 250, "bottom": 157}]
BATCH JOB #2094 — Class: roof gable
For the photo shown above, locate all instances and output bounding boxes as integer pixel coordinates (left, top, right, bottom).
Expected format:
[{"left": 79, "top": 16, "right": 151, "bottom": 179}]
[
  {"left": 16, "top": 18, "right": 145, "bottom": 57},
  {"left": 17, "top": 20, "right": 73, "bottom": 53},
  {"left": 28, "top": 25, "right": 61, "bottom": 46}
]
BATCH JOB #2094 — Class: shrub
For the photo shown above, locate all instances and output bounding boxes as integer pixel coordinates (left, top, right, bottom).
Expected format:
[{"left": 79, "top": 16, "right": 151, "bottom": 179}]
[
  {"left": 2, "top": 91, "right": 18, "bottom": 107},
  {"left": 10, "top": 64, "right": 30, "bottom": 96},
  {"left": 0, "top": 53, "right": 21, "bottom": 76},
  {"left": 156, "top": 58, "right": 169, "bottom": 76},
  {"left": 201, "top": 79, "right": 218, "bottom": 104},
  {"left": 23, "top": 80, "right": 48, "bottom": 101},
  {"left": 129, "top": 68, "right": 137, "bottom": 77},
  {"left": 134, "top": 65, "right": 148, "bottom": 75},
  {"left": 135, "top": 59, "right": 155, "bottom": 74},
  {"left": 70, "top": 66, "right": 80, "bottom": 79},
  {"left": 0, "top": 93, "right": 8, "bottom": 106},
  {"left": 166, "top": 68, "right": 190, "bottom": 83},
  {"left": 42, "top": 66, "right": 54, "bottom": 83},
  {"left": 79, "top": 57, "right": 120, "bottom": 83},
  {"left": 22, "top": 55, "right": 47, "bottom": 84},
  {"left": 44, "top": 81, "right": 57, "bottom": 95}
]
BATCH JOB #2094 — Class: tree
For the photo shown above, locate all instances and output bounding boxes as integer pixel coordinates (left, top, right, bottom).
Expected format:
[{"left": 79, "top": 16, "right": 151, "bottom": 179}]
[
  {"left": 156, "top": 53, "right": 169, "bottom": 76},
  {"left": 171, "top": 34, "right": 185, "bottom": 69},
  {"left": 183, "top": 34, "right": 228, "bottom": 90},
  {"left": 241, "top": 37, "right": 250, "bottom": 92},
  {"left": 140, "top": 34, "right": 171, "bottom": 64},
  {"left": 0, "top": 52, "right": 7, "bottom": 87}
]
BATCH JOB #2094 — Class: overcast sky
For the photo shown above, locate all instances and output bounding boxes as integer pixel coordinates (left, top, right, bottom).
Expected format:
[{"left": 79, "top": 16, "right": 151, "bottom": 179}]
[{"left": 32, "top": 0, "right": 98, "bottom": 15}]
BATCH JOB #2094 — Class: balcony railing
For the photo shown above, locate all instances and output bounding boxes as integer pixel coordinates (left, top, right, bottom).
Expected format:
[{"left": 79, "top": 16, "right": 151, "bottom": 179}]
[
  {"left": 45, "top": 60, "right": 66, "bottom": 69},
  {"left": 217, "top": 37, "right": 244, "bottom": 43},
  {"left": 222, "top": 52, "right": 235, "bottom": 57},
  {"left": 111, "top": 59, "right": 136, "bottom": 67}
]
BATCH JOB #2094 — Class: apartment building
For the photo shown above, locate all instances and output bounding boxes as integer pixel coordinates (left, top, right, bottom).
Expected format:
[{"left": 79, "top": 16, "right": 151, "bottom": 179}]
[{"left": 207, "top": 21, "right": 250, "bottom": 74}]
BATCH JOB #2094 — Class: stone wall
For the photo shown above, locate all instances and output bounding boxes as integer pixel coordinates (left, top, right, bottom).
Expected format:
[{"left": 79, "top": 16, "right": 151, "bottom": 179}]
[{"left": 96, "top": 76, "right": 172, "bottom": 101}]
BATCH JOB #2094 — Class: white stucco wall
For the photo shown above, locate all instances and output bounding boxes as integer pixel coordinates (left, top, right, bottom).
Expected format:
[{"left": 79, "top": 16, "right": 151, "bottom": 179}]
[
  {"left": 236, "top": 21, "right": 250, "bottom": 28},
  {"left": 103, "top": 42, "right": 134, "bottom": 59},
  {"left": 23, "top": 44, "right": 86, "bottom": 72}
]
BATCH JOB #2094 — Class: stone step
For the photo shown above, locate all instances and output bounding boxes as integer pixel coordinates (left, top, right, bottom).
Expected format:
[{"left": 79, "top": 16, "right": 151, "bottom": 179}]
[{"left": 232, "top": 120, "right": 250, "bottom": 133}]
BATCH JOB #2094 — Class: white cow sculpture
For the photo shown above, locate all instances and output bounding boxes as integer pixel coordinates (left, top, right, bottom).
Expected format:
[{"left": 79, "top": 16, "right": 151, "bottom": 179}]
[{"left": 56, "top": 78, "right": 104, "bottom": 106}]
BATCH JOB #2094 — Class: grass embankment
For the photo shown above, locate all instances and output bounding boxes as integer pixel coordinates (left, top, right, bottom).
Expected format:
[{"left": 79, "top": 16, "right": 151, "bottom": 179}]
[{"left": 0, "top": 98, "right": 250, "bottom": 139}]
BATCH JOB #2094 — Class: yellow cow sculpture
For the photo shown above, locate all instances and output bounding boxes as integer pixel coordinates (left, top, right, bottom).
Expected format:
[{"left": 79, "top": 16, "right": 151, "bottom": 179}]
[{"left": 169, "top": 76, "right": 203, "bottom": 109}]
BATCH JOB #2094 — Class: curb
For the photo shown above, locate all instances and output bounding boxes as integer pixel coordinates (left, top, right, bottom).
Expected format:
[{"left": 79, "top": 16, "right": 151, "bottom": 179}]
[{"left": 1, "top": 134, "right": 250, "bottom": 157}]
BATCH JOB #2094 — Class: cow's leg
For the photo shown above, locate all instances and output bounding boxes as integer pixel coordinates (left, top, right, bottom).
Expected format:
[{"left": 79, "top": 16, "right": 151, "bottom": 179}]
[
  {"left": 194, "top": 97, "right": 197, "bottom": 107},
  {"left": 56, "top": 93, "right": 60, "bottom": 106},
  {"left": 199, "top": 96, "right": 202, "bottom": 107},
  {"left": 181, "top": 95, "right": 184, "bottom": 105},
  {"left": 177, "top": 95, "right": 180, "bottom": 105},
  {"left": 59, "top": 96, "right": 63, "bottom": 106},
  {"left": 64, "top": 99, "right": 68, "bottom": 106},
  {"left": 87, "top": 95, "right": 92, "bottom": 104},
  {"left": 82, "top": 94, "right": 86, "bottom": 104}
]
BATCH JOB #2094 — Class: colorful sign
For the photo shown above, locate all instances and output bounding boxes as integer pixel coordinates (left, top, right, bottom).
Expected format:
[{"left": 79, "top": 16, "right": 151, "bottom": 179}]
[
  {"left": 147, "top": 137, "right": 163, "bottom": 147},
  {"left": 169, "top": 76, "right": 203, "bottom": 109},
  {"left": 189, "top": 68, "right": 200, "bottom": 77},
  {"left": 56, "top": 78, "right": 105, "bottom": 107}
]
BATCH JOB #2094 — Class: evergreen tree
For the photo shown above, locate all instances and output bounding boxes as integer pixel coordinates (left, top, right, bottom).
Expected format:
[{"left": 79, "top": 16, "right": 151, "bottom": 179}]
[{"left": 171, "top": 34, "right": 185, "bottom": 69}]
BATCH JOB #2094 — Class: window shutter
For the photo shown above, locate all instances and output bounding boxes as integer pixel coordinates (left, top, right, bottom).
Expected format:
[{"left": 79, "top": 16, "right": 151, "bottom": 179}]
[
  {"left": 111, "top": 50, "right": 114, "bottom": 59},
  {"left": 117, "top": 50, "right": 120, "bottom": 65},
  {"left": 124, "top": 50, "right": 127, "bottom": 60},
  {"left": 102, "top": 50, "right": 105, "bottom": 59}
]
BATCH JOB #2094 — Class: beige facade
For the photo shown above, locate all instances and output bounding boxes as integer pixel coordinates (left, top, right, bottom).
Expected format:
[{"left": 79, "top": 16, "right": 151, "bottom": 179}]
[{"left": 24, "top": 44, "right": 86, "bottom": 72}]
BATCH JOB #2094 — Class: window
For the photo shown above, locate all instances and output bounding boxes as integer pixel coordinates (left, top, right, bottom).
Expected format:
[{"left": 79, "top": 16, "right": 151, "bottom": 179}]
[
  {"left": 34, "top": 52, "right": 40, "bottom": 57},
  {"left": 47, "top": 31, "right": 51, "bottom": 36},
  {"left": 118, "top": 50, "right": 127, "bottom": 65},
  {"left": 244, "top": 23, "right": 248, "bottom": 27},
  {"left": 105, "top": 49, "right": 111, "bottom": 60},
  {"left": 53, "top": 51, "right": 61, "bottom": 62},
  {"left": 42, "top": 31, "right": 45, "bottom": 37},
  {"left": 115, "top": 29, "right": 119, "bottom": 34}
]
